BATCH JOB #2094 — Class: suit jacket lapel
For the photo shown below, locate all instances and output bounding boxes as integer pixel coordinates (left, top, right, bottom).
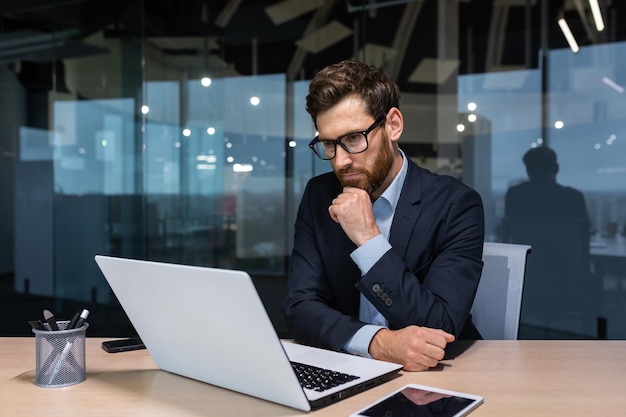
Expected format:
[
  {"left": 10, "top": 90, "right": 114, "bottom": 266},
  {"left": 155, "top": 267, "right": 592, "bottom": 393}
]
[{"left": 389, "top": 161, "right": 423, "bottom": 257}]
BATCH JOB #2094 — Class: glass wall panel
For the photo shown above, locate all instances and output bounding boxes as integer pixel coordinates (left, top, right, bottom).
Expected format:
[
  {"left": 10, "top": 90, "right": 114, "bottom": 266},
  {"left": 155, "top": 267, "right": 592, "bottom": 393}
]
[
  {"left": 545, "top": 42, "right": 626, "bottom": 339},
  {"left": 460, "top": 41, "right": 626, "bottom": 339},
  {"left": 52, "top": 98, "right": 138, "bottom": 305},
  {"left": 2, "top": 0, "right": 626, "bottom": 340}
]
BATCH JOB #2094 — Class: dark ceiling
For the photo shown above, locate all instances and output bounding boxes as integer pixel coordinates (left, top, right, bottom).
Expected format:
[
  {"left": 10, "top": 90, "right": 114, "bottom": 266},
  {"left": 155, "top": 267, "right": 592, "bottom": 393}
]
[{"left": 2, "top": 0, "right": 625, "bottom": 93}]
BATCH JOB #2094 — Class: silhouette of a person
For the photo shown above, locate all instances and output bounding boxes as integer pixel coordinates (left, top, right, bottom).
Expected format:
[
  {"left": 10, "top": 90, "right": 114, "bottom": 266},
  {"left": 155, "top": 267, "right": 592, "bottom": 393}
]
[
  {"left": 503, "top": 146, "right": 596, "bottom": 337},
  {"left": 504, "top": 146, "right": 589, "bottom": 223}
]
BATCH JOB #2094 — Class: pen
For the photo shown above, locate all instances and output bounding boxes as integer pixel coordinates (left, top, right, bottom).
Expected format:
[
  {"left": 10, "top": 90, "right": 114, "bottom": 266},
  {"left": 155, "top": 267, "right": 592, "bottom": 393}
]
[
  {"left": 68, "top": 309, "right": 84, "bottom": 329},
  {"left": 40, "top": 337, "right": 84, "bottom": 379},
  {"left": 48, "top": 310, "right": 89, "bottom": 384},
  {"left": 43, "top": 309, "right": 59, "bottom": 331},
  {"left": 28, "top": 320, "right": 47, "bottom": 331},
  {"left": 72, "top": 309, "right": 90, "bottom": 329},
  {"left": 49, "top": 339, "right": 73, "bottom": 384},
  {"left": 32, "top": 318, "right": 57, "bottom": 376}
]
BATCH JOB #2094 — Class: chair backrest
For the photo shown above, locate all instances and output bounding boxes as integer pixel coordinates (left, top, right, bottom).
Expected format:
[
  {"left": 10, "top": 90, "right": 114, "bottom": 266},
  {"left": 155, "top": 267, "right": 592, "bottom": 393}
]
[
  {"left": 470, "top": 242, "right": 531, "bottom": 340},
  {"left": 502, "top": 219, "right": 596, "bottom": 337}
]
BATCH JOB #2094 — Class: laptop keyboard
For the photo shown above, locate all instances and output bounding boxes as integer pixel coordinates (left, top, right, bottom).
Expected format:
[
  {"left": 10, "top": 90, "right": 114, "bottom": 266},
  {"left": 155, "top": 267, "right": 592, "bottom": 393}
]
[{"left": 291, "top": 361, "right": 360, "bottom": 392}]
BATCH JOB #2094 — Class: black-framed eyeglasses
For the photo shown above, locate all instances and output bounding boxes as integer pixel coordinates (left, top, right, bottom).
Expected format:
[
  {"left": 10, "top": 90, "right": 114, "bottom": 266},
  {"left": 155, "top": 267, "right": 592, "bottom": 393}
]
[{"left": 308, "top": 113, "right": 387, "bottom": 160}]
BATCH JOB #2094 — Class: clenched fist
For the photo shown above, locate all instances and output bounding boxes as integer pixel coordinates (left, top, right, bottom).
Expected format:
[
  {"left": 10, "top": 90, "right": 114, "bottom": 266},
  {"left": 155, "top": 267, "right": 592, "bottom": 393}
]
[
  {"left": 368, "top": 326, "right": 455, "bottom": 371},
  {"left": 328, "top": 187, "right": 380, "bottom": 246}
]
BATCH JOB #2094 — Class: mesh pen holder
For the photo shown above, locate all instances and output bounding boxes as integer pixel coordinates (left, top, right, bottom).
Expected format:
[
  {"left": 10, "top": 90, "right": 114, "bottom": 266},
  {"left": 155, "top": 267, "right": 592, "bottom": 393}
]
[{"left": 33, "top": 320, "right": 89, "bottom": 387}]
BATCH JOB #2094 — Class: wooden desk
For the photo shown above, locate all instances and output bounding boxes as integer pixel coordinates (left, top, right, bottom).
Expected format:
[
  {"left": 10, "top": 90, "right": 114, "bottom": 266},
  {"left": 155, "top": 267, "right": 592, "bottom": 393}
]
[{"left": 2, "top": 338, "right": 626, "bottom": 416}]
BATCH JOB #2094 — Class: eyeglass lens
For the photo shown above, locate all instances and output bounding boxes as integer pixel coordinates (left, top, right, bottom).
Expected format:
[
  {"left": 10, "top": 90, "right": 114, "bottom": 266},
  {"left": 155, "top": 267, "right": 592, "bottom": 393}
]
[{"left": 310, "top": 114, "right": 385, "bottom": 160}]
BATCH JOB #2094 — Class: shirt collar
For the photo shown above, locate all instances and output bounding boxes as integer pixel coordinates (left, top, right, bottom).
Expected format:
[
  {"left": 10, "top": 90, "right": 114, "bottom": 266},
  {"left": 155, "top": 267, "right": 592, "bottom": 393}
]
[{"left": 378, "top": 148, "right": 408, "bottom": 212}]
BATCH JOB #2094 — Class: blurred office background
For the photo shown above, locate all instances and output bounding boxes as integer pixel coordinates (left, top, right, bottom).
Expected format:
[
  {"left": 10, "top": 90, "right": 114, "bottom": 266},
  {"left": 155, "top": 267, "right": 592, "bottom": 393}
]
[{"left": 1, "top": 0, "right": 625, "bottom": 340}]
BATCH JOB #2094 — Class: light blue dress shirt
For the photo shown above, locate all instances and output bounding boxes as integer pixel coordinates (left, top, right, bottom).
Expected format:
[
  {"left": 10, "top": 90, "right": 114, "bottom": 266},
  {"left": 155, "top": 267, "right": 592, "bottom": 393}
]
[{"left": 343, "top": 150, "right": 409, "bottom": 357}]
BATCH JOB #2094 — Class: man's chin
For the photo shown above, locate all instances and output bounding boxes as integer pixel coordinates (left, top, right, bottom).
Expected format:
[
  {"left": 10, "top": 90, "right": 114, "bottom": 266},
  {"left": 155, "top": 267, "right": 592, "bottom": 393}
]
[{"left": 339, "top": 178, "right": 366, "bottom": 189}]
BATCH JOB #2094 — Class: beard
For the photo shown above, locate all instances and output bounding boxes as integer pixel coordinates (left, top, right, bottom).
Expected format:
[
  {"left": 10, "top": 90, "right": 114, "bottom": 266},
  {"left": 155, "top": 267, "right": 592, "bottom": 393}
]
[{"left": 335, "top": 131, "right": 394, "bottom": 196}]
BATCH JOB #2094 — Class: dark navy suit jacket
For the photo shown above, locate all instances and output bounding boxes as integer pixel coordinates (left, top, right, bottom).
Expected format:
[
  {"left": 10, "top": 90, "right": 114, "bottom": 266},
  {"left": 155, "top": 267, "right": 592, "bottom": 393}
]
[{"left": 283, "top": 159, "right": 485, "bottom": 351}]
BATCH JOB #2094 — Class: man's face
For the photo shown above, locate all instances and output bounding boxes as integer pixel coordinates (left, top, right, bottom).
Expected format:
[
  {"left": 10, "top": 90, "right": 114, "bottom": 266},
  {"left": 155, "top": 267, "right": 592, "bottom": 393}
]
[{"left": 316, "top": 96, "right": 394, "bottom": 197}]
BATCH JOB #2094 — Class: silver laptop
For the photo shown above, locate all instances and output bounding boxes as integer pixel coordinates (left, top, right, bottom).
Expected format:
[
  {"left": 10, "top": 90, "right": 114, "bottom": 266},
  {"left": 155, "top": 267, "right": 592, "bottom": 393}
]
[{"left": 94, "top": 255, "right": 402, "bottom": 411}]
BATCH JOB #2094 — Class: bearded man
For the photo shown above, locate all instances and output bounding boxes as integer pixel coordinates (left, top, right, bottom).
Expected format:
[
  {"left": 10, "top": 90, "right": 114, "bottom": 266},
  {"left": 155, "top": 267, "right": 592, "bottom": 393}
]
[{"left": 283, "top": 60, "right": 485, "bottom": 371}]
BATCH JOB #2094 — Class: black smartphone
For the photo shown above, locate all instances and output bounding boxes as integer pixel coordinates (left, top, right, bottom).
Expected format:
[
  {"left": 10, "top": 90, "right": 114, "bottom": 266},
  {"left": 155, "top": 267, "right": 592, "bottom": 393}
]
[{"left": 101, "top": 337, "right": 146, "bottom": 353}]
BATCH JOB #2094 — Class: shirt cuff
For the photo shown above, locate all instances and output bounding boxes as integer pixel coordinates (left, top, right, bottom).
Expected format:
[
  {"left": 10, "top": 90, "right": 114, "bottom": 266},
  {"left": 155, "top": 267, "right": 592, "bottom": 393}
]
[
  {"left": 343, "top": 324, "right": 387, "bottom": 358},
  {"left": 350, "top": 234, "right": 392, "bottom": 274}
]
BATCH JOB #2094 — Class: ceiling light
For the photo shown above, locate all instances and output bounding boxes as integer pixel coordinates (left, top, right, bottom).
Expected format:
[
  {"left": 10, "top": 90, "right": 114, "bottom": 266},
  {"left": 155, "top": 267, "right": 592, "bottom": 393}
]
[
  {"left": 588, "top": 0, "right": 605, "bottom": 32},
  {"left": 196, "top": 164, "right": 216, "bottom": 170},
  {"left": 558, "top": 17, "right": 579, "bottom": 53},
  {"left": 233, "top": 163, "right": 253, "bottom": 173},
  {"left": 197, "top": 155, "right": 217, "bottom": 163},
  {"left": 602, "top": 77, "right": 624, "bottom": 93}
]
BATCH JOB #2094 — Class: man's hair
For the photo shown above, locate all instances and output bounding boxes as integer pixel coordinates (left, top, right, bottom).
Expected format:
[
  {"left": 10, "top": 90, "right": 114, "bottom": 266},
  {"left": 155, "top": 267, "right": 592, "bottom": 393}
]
[
  {"left": 523, "top": 146, "right": 558, "bottom": 180},
  {"left": 305, "top": 60, "right": 401, "bottom": 127}
]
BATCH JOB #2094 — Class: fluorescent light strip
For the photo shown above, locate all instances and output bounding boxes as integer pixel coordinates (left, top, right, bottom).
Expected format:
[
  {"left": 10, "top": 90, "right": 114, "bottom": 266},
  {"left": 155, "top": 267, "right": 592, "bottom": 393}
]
[
  {"left": 588, "top": 0, "right": 605, "bottom": 32},
  {"left": 233, "top": 163, "right": 253, "bottom": 173},
  {"left": 196, "top": 164, "right": 216, "bottom": 170},
  {"left": 558, "top": 18, "right": 580, "bottom": 54},
  {"left": 602, "top": 77, "right": 624, "bottom": 93}
]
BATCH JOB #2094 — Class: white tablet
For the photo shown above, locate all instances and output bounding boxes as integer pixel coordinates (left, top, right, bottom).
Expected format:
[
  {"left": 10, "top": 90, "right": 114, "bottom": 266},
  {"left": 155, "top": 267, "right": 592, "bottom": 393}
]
[{"left": 350, "top": 383, "right": 483, "bottom": 417}]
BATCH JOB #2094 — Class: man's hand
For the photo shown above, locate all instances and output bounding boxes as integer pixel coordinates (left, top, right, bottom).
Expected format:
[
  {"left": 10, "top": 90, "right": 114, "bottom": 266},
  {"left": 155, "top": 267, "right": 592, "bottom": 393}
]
[
  {"left": 368, "top": 326, "right": 455, "bottom": 371},
  {"left": 328, "top": 187, "right": 380, "bottom": 246}
]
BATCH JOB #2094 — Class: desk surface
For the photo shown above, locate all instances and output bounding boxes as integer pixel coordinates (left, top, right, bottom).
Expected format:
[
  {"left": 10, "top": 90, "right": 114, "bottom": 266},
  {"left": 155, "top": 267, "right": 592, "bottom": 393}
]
[{"left": 2, "top": 338, "right": 626, "bottom": 416}]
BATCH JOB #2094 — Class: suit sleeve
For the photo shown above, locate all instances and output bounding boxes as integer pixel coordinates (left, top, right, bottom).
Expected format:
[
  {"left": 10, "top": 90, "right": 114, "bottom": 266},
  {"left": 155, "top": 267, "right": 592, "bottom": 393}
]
[
  {"left": 282, "top": 180, "right": 365, "bottom": 351},
  {"left": 356, "top": 186, "right": 484, "bottom": 337}
]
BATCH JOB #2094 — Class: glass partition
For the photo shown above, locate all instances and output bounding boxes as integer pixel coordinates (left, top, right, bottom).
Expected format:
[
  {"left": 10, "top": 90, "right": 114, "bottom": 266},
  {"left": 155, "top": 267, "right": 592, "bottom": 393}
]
[{"left": 2, "top": 1, "right": 626, "bottom": 340}]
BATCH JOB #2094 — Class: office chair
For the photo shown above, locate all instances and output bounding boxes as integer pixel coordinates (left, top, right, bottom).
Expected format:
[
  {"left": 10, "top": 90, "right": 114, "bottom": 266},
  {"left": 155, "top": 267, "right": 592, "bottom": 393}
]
[
  {"left": 502, "top": 219, "right": 601, "bottom": 338},
  {"left": 470, "top": 242, "right": 531, "bottom": 340}
]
